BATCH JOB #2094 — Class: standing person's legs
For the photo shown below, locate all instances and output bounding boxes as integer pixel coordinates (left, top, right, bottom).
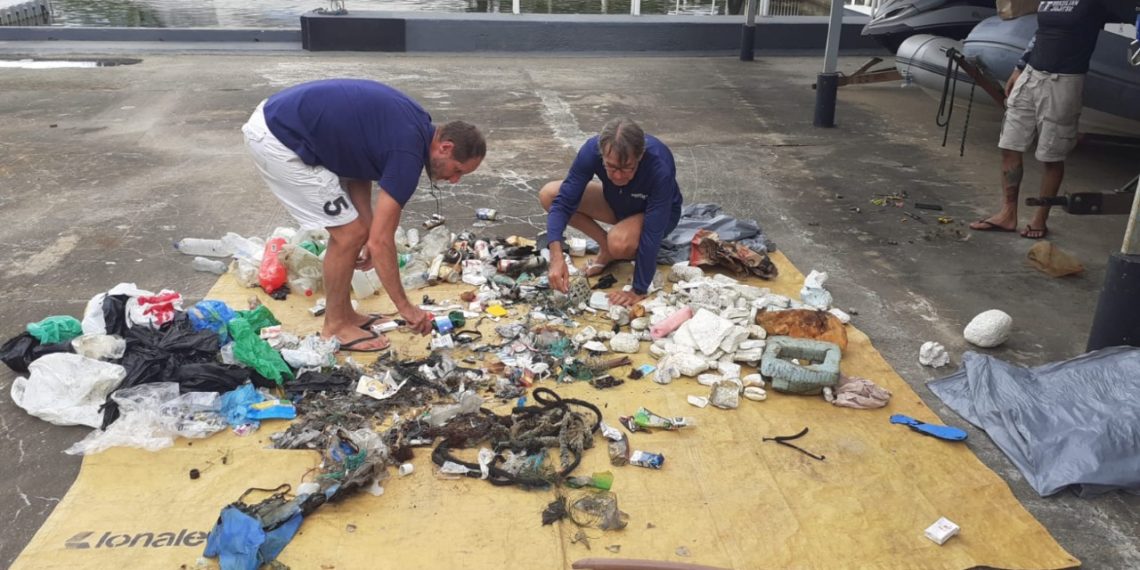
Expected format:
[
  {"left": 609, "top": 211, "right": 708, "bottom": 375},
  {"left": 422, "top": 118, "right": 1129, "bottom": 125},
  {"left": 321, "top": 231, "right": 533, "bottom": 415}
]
[
  {"left": 1024, "top": 73, "right": 1083, "bottom": 239},
  {"left": 242, "top": 103, "right": 387, "bottom": 350},
  {"left": 972, "top": 69, "right": 1035, "bottom": 233},
  {"left": 540, "top": 180, "right": 623, "bottom": 276}
]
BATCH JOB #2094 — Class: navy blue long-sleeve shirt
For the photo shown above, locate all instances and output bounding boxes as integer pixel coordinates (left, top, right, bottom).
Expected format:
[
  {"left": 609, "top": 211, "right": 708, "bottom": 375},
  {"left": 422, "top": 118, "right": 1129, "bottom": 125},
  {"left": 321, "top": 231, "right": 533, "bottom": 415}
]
[{"left": 546, "top": 135, "right": 683, "bottom": 294}]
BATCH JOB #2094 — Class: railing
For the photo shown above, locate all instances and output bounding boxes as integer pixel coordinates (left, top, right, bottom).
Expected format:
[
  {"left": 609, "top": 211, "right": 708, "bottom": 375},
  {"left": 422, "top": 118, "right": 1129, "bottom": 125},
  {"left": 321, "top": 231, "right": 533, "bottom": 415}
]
[{"left": 0, "top": 0, "right": 53, "bottom": 26}]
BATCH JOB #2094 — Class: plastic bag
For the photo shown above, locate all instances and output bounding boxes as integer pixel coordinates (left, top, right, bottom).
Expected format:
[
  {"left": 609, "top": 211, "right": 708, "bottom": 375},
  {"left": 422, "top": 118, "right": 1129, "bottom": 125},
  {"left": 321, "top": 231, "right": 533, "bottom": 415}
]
[
  {"left": 126, "top": 290, "right": 184, "bottom": 329},
  {"left": 188, "top": 300, "right": 238, "bottom": 343},
  {"left": 11, "top": 353, "right": 126, "bottom": 427},
  {"left": 65, "top": 382, "right": 225, "bottom": 455},
  {"left": 173, "top": 362, "right": 262, "bottom": 393},
  {"left": 1, "top": 332, "right": 74, "bottom": 375},
  {"left": 81, "top": 283, "right": 152, "bottom": 336},
  {"left": 259, "top": 237, "right": 288, "bottom": 294},
  {"left": 235, "top": 304, "right": 280, "bottom": 334},
  {"left": 27, "top": 315, "right": 83, "bottom": 344},
  {"left": 1027, "top": 241, "right": 1084, "bottom": 277},
  {"left": 71, "top": 334, "right": 127, "bottom": 361},
  {"left": 227, "top": 317, "right": 293, "bottom": 385},
  {"left": 220, "top": 383, "right": 267, "bottom": 427}
]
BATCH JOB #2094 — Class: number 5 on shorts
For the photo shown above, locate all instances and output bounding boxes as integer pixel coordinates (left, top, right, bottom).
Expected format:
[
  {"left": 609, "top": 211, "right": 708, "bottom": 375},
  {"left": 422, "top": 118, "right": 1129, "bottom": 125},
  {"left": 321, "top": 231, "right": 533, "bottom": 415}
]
[{"left": 323, "top": 196, "right": 349, "bottom": 217}]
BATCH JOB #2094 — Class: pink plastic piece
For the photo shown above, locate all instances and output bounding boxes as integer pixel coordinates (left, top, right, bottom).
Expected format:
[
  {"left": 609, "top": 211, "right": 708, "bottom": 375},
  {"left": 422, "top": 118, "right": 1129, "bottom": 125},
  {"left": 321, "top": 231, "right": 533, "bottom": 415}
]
[{"left": 650, "top": 306, "right": 694, "bottom": 340}]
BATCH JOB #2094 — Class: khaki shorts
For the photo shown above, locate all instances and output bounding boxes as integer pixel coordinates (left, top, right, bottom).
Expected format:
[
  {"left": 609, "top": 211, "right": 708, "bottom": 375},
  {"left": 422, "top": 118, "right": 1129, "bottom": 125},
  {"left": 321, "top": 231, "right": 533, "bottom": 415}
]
[
  {"left": 242, "top": 101, "right": 359, "bottom": 230},
  {"left": 998, "top": 65, "right": 1084, "bottom": 163}
]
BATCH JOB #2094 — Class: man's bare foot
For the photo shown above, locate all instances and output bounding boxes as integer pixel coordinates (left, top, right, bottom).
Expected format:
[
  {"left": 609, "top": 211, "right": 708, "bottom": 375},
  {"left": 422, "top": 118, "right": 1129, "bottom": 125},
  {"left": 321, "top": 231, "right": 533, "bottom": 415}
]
[
  {"left": 584, "top": 250, "right": 615, "bottom": 277},
  {"left": 324, "top": 323, "right": 389, "bottom": 351},
  {"left": 969, "top": 217, "right": 1017, "bottom": 232}
]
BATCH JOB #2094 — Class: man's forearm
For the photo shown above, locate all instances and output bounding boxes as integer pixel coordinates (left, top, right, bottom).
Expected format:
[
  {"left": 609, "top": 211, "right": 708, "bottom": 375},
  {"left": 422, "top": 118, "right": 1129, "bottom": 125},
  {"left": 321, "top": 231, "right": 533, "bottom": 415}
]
[{"left": 370, "top": 234, "right": 415, "bottom": 312}]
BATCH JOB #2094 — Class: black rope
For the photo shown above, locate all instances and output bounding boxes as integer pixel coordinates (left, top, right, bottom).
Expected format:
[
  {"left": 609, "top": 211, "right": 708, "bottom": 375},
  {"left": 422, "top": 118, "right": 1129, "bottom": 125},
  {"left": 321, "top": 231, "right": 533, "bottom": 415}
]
[
  {"left": 959, "top": 80, "right": 977, "bottom": 158},
  {"left": 430, "top": 387, "right": 601, "bottom": 488},
  {"left": 935, "top": 48, "right": 960, "bottom": 149},
  {"left": 763, "top": 427, "right": 825, "bottom": 461}
]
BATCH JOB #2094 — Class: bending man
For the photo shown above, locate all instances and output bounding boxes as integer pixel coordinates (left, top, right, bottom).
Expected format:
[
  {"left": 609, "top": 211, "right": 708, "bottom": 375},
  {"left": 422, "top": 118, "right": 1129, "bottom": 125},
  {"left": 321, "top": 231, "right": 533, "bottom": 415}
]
[
  {"left": 541, "top": 118, "right": 683, "bottom": 307},
  {"left": 243, "top": 79, "right": 485, "bottom": 351}
]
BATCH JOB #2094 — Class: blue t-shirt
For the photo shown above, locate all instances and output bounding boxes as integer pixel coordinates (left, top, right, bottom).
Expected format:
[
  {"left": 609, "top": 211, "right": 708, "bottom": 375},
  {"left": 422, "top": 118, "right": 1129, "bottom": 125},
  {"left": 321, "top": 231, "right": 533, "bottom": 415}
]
[
  {"left": 546, "top": 135, "right": 684, "bottom": 294},
  {"left": 263, "top": 79, "right": 434, "bottom": 207}
]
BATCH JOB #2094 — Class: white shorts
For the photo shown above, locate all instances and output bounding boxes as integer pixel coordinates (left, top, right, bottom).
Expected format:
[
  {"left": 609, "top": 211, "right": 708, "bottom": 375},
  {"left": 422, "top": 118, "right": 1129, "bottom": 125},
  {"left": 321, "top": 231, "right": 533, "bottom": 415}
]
[
  {"left": 242, "top": 101, "right": 359, "bottom": 230},
  {"left": 998, "top": 65, "right": 1084, "bottom": 163}
]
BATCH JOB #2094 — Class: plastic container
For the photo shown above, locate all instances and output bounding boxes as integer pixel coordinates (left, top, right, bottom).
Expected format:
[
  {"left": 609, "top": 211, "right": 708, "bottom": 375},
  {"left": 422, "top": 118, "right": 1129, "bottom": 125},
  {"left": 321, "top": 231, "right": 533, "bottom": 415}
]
[
  {"left": 352, "top": 269, "right": 381, "bottom": 298},
  {"left": 283, "top": 245, "right": 323, "bottom": 295},
  {"left": 175, "top": 238, "right": 229, "bottom": 257},
  {"left": 418, "top": 225, "right": 452, "bottom": 260},
  {"left": 191, "top": 256, "right": 228, "bottom": 275}
]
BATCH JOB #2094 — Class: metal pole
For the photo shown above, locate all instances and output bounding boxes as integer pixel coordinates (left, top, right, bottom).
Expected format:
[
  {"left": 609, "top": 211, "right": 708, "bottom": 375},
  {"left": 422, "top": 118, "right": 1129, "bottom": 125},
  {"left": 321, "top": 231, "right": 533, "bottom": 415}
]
[
  {"left": 740, "top": 0, "right": 758, "bottom": 61},
  {"left": 1122, "top": 176, "right": 1140, "bottom": 255},
  {"left": 1087, "top": 176, "right": 1140, "bottom": 350},
  {"left": 759, "top": 0, "right": 770, "bottom": 16},
  {"left": 813, "top": 0, "right": 844, "bottom": 127},
  {"left": 631, "top": 0, "right": 641, "bottom": 15}
]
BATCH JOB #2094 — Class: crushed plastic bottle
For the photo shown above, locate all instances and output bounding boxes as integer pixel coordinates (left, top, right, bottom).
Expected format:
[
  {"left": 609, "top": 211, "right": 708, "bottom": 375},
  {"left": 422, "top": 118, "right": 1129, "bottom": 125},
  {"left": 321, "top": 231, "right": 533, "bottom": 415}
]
[
  {"left": 175, "top": 238, "right": 229, "bottom": 257},
  {"left": 221, "top": 232, "right": 263, "bottom": 263},
  {"left": 191, "top": 257, "right": 228, "bottom": 275}
]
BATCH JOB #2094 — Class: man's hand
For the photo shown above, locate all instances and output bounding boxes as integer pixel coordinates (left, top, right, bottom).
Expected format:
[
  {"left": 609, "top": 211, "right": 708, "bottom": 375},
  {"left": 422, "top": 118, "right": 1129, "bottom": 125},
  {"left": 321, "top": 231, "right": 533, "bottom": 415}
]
[
  {"left": 1005, "top": 68, "right": 1022, "bottom": 100},
  {"left": 401, "top": 305, "right": 433, "bottom": 336},
  {"left": 607, "top": 290, "right": 645, "bottom": 308},
  {"left": 355, "top": 245, "right": 373, "bottom": 271},
  {"left": 548, "top": 257, "right": 570, "bottom": 293}
]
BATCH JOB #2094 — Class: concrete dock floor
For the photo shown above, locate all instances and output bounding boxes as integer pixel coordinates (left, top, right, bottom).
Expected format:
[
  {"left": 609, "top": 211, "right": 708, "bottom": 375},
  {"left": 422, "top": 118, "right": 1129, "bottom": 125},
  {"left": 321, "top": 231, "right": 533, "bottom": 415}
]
[{"left": 0, "top": 48, "right": 1137, "bottom": 567}]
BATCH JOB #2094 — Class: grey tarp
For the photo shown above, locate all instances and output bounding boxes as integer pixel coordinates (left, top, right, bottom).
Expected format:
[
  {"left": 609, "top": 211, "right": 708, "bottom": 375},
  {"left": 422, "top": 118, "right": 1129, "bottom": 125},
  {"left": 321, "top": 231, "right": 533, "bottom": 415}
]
[
  {"left": 929, "top": 347, "right": 1140, "bottom": 497},
  {"left": 656, "top": 203, "right": 775, "bottom": 265}
]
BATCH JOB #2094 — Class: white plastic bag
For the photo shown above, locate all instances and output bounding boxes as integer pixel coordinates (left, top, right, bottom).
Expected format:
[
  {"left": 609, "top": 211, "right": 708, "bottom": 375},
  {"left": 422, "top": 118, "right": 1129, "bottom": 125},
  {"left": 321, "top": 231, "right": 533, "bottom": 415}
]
[
  {"left": 80, "top": 283, "right": 154, "bottom": 335},
  {"left": 10, "top": 353, "right": 126, "bottom": 427},
  {"left": 71, "top": 334, "right": 127, "bottom": 360}
]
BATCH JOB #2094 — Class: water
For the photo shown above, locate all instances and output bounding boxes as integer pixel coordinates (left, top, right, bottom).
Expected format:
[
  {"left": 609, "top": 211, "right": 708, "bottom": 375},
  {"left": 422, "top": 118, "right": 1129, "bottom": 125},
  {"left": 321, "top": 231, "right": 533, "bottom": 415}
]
[{"left": 47, "top": 0, "right": 759, "bottom": 28}]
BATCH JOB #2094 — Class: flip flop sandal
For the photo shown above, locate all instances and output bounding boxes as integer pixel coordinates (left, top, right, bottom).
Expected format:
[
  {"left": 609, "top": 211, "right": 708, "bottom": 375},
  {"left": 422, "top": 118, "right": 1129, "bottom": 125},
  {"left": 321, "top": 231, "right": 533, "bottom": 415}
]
[
  {"left": 890, "top": 414, "right": 967, "bottom": 441},
  {"left": 584, "top": 259, "right": 613, "bottom": 277},
  {"left": 1020, "top": 225, "right": 1048, "bottom": 239},
  {"left": 359, "top": 314, "right": 394, "bottom": 330},
  {"left": 970, "top": 219, "right": 1016, "bottom": 232},
  {"left": 337, "top": 330, "right": 390, "bottom": 353}
]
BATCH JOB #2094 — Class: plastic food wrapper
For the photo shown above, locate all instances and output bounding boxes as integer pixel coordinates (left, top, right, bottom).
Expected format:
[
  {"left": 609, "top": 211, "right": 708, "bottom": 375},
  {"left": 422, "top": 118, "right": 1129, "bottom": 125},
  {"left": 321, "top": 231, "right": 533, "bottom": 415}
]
[
  {"left": 620, "top": 407, "right": 694, "bottom": 433},
  {"left": 11, "top": 353, "right": 126, "bottom": 427},
  {"left": 566, "top": 471, "right": 614, "bottom": 491},
  {"left": 629, "top": 450, "right": 665, "bottom": 469},
  {"left": 568, "top": 491, "right": 629, "bottom": 531}
]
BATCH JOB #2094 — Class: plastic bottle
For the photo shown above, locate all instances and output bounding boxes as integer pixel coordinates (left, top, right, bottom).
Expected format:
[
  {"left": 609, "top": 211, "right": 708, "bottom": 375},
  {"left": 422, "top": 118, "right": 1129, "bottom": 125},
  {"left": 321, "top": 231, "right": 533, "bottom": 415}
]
[
  {"left": 221, "top": 232, "right": 263, "bottom": 263},
  {"left": 289, "top": 276, "right": 317, "bottom": 297},
  {"left": 406, "top": 228, "right": 420, "bottom": 248},
  {"left": 258, "top": 237, "right": 288, "bottom": 294},
  {"left": 418, "top": 225, "right": 452, "bottom": 260},
  {"left": 400, "top": 258, "right": 431, "bottom": 290},
  {"left": 175, "top": 237, "right": 229, "bottom": 257},
  {"left": 191, "top": 256, "right": 228, "bottom": 275}
]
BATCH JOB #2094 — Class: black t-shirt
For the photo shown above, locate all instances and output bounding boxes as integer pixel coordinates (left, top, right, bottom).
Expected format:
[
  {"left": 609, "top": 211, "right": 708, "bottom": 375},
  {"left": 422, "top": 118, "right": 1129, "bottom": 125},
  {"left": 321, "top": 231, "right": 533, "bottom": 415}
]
[{"left": 1021, "top": 0, "right": 1138, "bottom": 74}]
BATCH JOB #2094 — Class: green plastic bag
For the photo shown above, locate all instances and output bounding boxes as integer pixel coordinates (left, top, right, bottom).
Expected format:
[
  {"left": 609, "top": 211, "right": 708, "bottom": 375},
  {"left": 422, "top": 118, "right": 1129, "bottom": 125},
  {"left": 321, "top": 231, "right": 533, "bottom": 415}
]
[
  {"left": 27, "top": 316, "right": 83, "bottom": 344},
  {"left": 227, "top": 317, "right": 293, "bottom": 385},
  {"left": 234, "top": 304, "right": 280, "bottom": 334}
]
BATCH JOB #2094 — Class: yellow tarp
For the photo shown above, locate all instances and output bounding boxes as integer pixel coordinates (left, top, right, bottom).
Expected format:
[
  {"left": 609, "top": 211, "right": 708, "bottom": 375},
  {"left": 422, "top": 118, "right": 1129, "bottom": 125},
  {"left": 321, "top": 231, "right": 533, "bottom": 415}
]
[{"left": 13, "top": 252, "right": 1077, "bottom": 570}]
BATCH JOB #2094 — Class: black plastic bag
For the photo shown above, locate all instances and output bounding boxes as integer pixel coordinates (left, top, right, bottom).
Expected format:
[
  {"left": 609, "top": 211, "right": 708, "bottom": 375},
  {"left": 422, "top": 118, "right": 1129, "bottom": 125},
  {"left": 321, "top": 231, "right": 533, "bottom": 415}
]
[
  {"left": 285, "top": 370, "right": 355, "bottom": 395},
  {"left": 1, "top": 332, "right": 75, "bottom": 375},
  {"left": 174, "top": 363, "right": 276, "bottom": 393}
]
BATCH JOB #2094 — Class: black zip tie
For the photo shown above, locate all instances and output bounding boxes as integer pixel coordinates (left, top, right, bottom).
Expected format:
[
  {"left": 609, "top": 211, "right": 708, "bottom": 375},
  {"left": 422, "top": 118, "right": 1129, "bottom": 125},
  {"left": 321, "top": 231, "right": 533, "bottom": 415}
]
[{"left": 763, "top": 427, "right": 825, "bottom": 461}]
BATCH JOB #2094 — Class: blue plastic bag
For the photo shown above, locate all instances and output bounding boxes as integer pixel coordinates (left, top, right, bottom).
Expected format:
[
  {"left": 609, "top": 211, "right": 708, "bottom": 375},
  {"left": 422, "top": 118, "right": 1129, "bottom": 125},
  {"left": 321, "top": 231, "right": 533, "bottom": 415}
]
[{"left": 188, "top": 300, "right": 237, "bottom": 344}]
